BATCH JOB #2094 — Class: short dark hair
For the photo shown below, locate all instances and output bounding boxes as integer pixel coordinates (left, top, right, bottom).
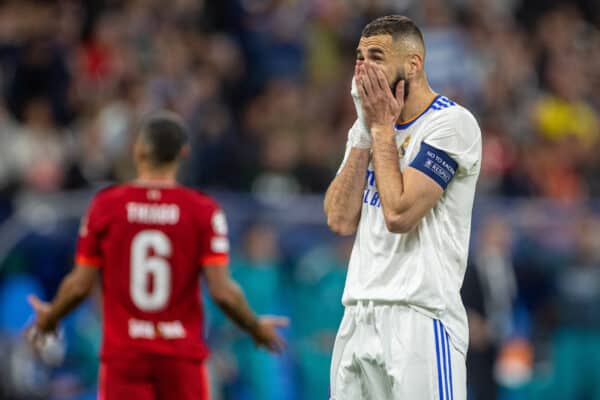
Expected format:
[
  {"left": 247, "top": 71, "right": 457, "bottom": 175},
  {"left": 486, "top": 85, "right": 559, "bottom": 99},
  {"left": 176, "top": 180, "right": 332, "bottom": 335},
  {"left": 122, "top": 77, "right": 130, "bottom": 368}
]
[
  {"left": 361, "top": 15, "right": 424, "bottom": 46},
  {"left": 139, "top": 111, "right": 188, "bottom": 165}
]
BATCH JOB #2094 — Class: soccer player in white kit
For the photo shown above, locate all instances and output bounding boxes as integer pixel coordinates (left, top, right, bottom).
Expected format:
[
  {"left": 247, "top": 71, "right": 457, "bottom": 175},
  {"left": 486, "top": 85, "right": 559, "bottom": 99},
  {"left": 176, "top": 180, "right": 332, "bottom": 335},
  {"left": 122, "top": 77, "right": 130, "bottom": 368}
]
[{"left": 324, "top": 15, "right": 482, "bottom": 400}]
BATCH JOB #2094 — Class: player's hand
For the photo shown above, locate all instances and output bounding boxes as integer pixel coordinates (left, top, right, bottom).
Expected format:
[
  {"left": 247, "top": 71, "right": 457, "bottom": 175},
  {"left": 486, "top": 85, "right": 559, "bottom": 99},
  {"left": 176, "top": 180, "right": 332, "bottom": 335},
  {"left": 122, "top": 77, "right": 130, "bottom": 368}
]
[
  {"left": 351, "top": 66, "right": 370, "bottom": 132},
  {"left": 25, "top": 324, "right": 66, "bottom": 366},
  {"left": 349, "top": 64, "right": 372, "bottom": 149},
  {"left": 357, "top": 62, "right": 404, "bottom": 133},
  {"left": 27, "top": 295, "right": 56, "bottom": 333},
  {"left": 25, "top": 295, "right": 66, "bottom": 366},
  {"left": 251, "top": 315, "right": 289, "bottom": 354}
]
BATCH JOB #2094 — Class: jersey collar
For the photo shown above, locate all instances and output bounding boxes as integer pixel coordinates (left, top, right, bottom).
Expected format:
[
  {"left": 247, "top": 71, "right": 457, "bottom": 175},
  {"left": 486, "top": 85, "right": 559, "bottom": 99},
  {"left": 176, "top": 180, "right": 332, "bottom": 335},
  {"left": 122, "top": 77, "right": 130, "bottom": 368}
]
[
  {"left": 395, "top": 95, "right": 441, "bottom": 130},
  {"left": 131, "top": 179, "right": 179, "bottom": 188}
]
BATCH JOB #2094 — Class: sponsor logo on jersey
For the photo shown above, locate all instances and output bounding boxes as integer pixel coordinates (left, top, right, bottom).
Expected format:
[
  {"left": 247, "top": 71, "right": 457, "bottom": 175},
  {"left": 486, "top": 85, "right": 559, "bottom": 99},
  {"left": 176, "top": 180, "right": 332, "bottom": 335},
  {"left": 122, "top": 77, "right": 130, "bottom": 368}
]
[{"left": 128, "top": 318, "right": 186, "bottom": 339}]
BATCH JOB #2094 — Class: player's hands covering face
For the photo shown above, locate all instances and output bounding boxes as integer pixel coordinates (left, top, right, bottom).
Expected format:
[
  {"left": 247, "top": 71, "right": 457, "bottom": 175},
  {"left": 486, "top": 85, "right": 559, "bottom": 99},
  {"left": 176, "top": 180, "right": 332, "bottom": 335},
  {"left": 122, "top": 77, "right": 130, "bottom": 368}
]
[{"left": 357, "top": 62, "right": 404, "bottom": 132}]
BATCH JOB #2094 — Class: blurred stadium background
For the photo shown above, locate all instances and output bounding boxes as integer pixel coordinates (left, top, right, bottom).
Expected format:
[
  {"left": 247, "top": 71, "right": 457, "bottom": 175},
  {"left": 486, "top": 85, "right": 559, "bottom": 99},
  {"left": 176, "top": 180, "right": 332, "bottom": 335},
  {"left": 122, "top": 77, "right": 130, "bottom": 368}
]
[{"left": 0, "top": 0, "right": 599, "bottom": 399}]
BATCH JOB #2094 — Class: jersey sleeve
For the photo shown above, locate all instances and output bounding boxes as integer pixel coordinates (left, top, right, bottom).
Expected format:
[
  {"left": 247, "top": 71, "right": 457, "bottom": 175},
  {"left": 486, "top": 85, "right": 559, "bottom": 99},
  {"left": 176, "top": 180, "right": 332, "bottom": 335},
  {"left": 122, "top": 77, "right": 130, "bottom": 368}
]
[
  {"left": 198, "top": 204, "right": 230, "bottom": 268},
  {"left": 409, "top": 108, "right": 482, "bottom": 189},
  {"left": 75, "top": 194, "right": 110, "bottom": 268}
]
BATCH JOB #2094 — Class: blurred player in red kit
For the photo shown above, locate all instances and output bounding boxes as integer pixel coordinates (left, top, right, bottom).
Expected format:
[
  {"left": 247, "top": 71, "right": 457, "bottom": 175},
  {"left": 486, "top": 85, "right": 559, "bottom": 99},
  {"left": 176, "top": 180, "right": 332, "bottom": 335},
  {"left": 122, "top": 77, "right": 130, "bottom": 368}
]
[{"left": 25, "top": 111, "right": 289, "bottom": 400}]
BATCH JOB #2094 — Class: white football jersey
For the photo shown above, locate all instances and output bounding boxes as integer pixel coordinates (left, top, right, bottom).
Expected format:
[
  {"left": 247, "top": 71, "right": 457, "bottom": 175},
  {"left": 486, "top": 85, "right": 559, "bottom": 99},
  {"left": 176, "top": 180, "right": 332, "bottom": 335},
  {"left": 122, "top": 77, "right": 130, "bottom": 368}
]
[{"left": 339, "top": 95, "right": 482, "bottom": 355}]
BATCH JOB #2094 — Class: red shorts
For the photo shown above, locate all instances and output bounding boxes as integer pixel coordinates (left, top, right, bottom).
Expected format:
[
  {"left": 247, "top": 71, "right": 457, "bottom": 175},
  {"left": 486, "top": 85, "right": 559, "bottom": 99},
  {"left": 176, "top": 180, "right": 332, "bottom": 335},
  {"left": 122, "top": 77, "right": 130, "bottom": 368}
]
[{"left": 99, "top": 355, "right": 209, "bottom": 400}]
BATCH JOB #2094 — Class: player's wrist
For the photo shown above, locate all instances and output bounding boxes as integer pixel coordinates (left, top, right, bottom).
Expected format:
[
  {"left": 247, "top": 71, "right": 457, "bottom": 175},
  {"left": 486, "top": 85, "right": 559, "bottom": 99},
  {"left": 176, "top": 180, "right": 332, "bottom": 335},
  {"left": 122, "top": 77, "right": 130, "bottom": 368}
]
[
  {"left": 348, "top": 119, "right": 371, "bottom": 149},
  {"left": 350, "top": 78, "right": 371, "bottom": 147},
  {"left": 371, "top": 124, "right": 394, "bottom": 141},
  {"left": 36, "top": 315, "right": 57, "bottom": 333},
  {"left": 247, "top": 315, "right": 260, "bottom": 335}
]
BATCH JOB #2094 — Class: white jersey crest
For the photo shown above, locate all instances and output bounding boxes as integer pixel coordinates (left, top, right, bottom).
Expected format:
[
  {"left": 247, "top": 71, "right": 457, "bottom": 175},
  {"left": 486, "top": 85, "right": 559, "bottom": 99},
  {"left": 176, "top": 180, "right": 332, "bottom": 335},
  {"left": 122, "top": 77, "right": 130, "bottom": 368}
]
[{"left": 340, "top": 95, "right": 482, "bottom": 355}]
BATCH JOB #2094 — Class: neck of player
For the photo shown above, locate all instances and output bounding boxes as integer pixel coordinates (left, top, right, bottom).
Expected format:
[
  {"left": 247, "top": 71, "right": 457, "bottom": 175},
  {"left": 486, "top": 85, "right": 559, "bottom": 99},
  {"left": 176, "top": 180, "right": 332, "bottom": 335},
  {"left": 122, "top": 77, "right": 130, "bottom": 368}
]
[
  {"left": 136, "top": 163, "right": 178, "bottom": 185},
  {"left": 399, "top": 77, "right": 437, "bottom": 123}
]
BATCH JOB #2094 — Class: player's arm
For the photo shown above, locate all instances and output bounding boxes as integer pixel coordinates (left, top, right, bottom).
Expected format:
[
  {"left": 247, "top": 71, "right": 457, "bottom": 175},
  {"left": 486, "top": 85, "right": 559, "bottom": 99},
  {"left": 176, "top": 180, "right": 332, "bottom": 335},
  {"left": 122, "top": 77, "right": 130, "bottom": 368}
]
[
  {"left": 28, "top": 265, "right": 99, "bottom": 332},
  {"left": 324, "top": 74, "right": 373, "bottom": 236},
  {"left": 200, "top": 207, "right": 288, "bottom": 353},
  {"left": 203, "top": 266, "right": 288, "bottom": 353},
  {"left": 371, "top": 134, "right": 443, "bottom": 233},
  {"left": 28, "top": 193, "right": 106, "bottom": 334},
  {"left": 324, "top": 142, "right": 369, "bottom": 236},
  {"left": 358, "top": 63, "right": 444, "bottom": 233}
]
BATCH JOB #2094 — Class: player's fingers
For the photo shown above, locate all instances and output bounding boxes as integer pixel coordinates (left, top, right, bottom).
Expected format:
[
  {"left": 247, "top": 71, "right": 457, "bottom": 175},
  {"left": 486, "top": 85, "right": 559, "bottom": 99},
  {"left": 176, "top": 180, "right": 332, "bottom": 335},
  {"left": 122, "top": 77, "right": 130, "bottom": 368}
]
[
  {"left": 267, "top": 343, "right": 278, "bottom": 354},
  {"left": 374, "top": 67, "right": 390, "bottom": 96},
  {"left": 280, "top": 337, "right": 287, "bottom": 351},
  {"left": 369, "top": 64, "right": 385, "bottom": 94},
  {"left": 395, "top": 80, "right": 405, "bottom": 102},
  {"left": 271, "top": 335, "right": 286, "bottom": 354},
  {"left": 357, "top": 72, "right": 368, "bottom": 101},
  {"left": 364, "top": 64, "right": 379, "bottom": 95},
  {"left": 273, "top": 343, "right": 283, "bottom": 354},
  {"left": 360, "top": 65, "right": 374, "bottom": 97},
  {"left": 372, "top": 64, "right": 387, "bottom": 92},
  {"left": 276, "top": 333, "right": 287, "bottom": 347},
  {"left": 259, "top": 328, "right": 286, "bottom": 353},
  {"left": 267, "top": 316, "right": 290, "bottom": 327},
  {"left": 267, "top": 340, "right": 279, "bottom": 354},
  {"left": 24, "top": 325, "right": 37, "bottom": 342},
  {"left": 259, "top": 338, "right": 279, "bottom": 354},
  {"left": 24, "top": 326, "right": 44, "bottom": 353},
  {"left": 357, "top": 63, "right": 366, "bottom": 78},
  {"left": 28, "top": 295, "right": 45, "bottom": 312}
]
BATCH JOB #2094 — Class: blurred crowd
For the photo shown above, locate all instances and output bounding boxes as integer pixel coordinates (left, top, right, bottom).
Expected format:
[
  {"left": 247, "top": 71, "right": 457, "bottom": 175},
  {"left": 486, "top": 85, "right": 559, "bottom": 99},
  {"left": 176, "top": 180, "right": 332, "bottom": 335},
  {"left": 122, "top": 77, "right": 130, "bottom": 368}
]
[
  {"left": 3, "top": 194, "right": 600, "bottom": 400},
  {"left": 1, "top": 0, "right": 600, "bottom": 399},
  {"left": 0, "top": 0, "right": 599, "bottom": 203}
]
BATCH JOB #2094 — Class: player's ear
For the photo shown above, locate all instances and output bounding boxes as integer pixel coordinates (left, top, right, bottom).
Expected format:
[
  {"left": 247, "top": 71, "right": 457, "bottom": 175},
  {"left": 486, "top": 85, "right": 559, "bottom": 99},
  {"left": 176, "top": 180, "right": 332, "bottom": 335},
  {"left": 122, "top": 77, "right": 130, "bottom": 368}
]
[
  {"left": 133, "top": 136, "right": 151, "bottom": 165},
  {"left": 133, "top": 137, "right": 144, "bottom": 163},
  {"left": 179, "top": 144, "right": 191, "bottom": 160},
  {"left": 395, "top": 80, "right": 405, "bottom": 101},
  {"left": 407, "top": 54, "right": 422, "bottom": 78}
]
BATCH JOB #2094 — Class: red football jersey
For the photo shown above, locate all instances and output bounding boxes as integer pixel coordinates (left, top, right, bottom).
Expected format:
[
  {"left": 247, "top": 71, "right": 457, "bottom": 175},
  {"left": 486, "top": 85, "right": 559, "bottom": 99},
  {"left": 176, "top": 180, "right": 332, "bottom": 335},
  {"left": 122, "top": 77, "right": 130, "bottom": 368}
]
[{"left": 75, "top": 183, "right": 229, "bottom": 361}]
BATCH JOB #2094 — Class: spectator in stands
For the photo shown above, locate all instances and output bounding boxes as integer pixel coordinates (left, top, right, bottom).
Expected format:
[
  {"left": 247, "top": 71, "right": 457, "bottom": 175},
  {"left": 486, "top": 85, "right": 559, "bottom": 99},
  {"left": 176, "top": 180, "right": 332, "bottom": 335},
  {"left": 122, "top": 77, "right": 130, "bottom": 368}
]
[
  {"left": 1, "top": 1, "right": 600, "bottom": 399},
  {"left": 529, "top": 216, "right": 600, "bottom": 400},
  {"left": 210, "top": 222, "right": 292, "bottom": 400},
  {"left": 291, "top": 236, "right": 350, "bottom": 400},
  {"left": 462, "top": 217, "right": 517, "bottom": 400}
]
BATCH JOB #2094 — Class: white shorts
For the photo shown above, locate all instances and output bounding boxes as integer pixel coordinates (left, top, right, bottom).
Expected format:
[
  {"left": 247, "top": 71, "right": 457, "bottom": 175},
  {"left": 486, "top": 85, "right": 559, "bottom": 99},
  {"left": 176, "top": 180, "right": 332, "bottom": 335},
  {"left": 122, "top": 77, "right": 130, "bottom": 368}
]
[{"left": 330, "top": 301, "right": 466, "bottom": 400}]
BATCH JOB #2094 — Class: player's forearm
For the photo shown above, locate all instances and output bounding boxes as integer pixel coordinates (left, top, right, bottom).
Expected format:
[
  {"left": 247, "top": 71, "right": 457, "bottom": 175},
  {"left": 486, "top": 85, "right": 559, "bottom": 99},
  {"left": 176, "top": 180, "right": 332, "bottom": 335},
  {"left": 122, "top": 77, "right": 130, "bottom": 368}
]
[
  {"left": 324, "top": 148, "right": 369, "bottom": 235},
  {"left": 44, "top": 269, "right": 94, "bottom": 329},
  {"left": 371, "top": 126, "right": 413, "bottom": 233},
  {"left": 211, "top": 279, "right": 259, "bottom": 334}
]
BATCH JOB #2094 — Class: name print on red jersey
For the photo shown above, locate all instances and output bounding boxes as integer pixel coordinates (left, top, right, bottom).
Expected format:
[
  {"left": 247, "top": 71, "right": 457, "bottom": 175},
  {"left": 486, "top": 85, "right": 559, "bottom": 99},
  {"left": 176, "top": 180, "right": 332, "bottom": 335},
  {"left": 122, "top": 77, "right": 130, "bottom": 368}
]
[{"left": 126, "top": 202, "right": 180, "bottom": 225}]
